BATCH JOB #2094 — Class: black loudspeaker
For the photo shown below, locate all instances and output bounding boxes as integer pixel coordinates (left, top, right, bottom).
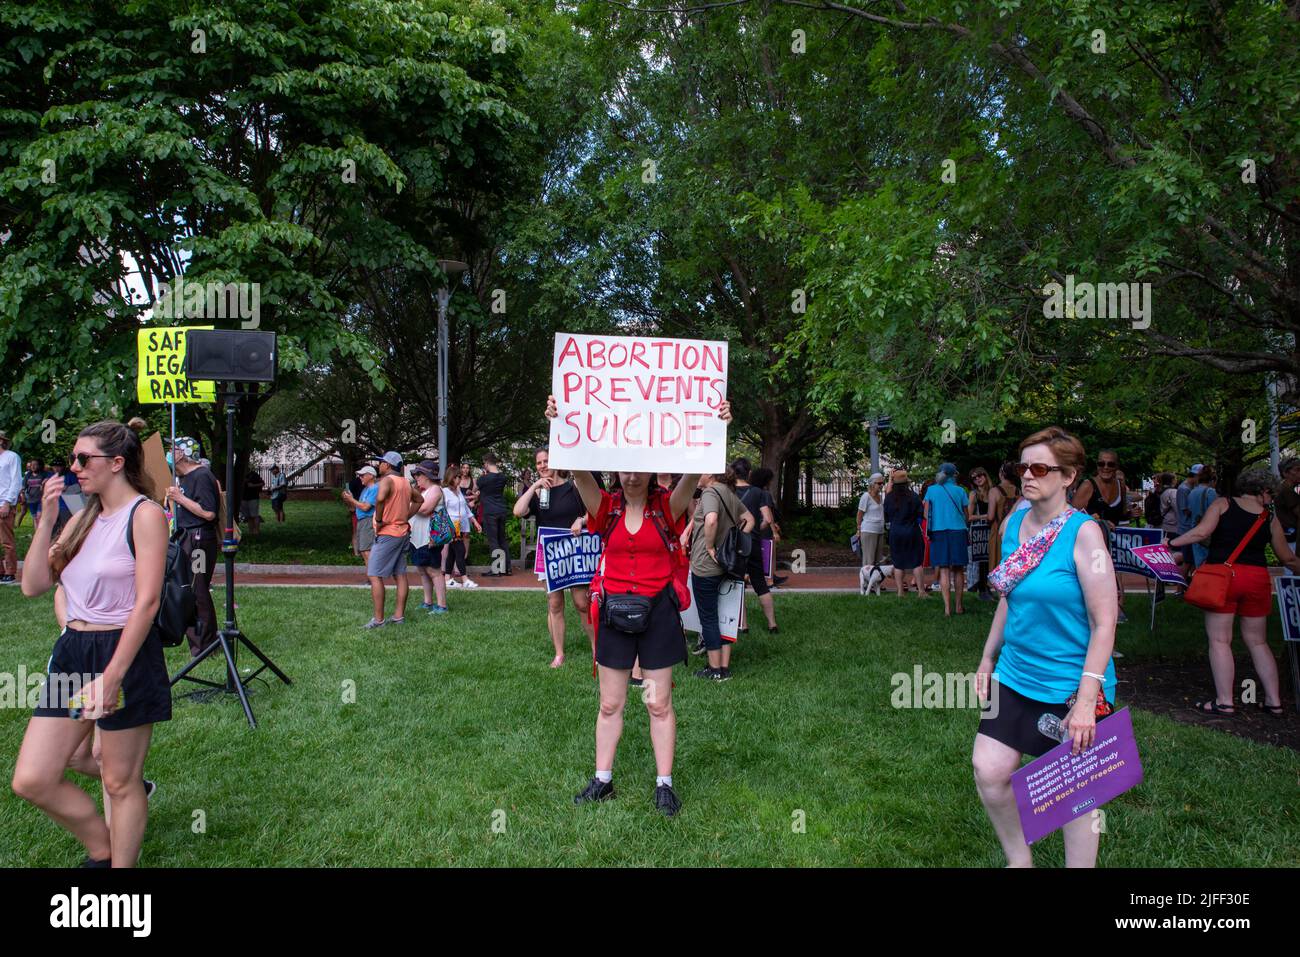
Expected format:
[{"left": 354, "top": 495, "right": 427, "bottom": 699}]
[{"left": 186, "top": 330, "right": 277, "bottom": 383}]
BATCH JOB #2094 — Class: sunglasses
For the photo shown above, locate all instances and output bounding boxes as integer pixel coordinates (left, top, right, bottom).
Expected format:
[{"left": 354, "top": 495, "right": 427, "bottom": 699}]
[
  {"left": 72, "top": 453, "right": 116, "bottom": 467},
  {"left": 1014, "top": 463, "right": 1065, "bottom": 479},
  {"left": 1098, "top": 461, "right": 1118, "bottom": 469}
]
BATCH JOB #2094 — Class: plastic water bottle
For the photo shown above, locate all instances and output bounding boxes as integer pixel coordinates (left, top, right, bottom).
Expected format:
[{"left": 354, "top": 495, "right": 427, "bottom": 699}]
[{"left": 1038, "top": 713, "right": 1069, "bottom": 743}]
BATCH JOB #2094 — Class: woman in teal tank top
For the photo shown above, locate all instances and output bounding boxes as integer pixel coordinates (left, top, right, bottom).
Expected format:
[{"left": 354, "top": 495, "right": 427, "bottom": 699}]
[{"left": 972, "top": 426, "right": 1119, "bottom": 868}]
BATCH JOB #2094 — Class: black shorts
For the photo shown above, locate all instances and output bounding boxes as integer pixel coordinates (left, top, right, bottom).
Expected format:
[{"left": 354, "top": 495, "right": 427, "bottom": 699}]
[
  {"left": 33, "top": 627, "right": 172, "bottom": 730},
  {"left": 976, "top": 679, "right": 1069, "bottom": 758},
  {"left": 595, "top": 588, "right": 687, "bottom": 671}
]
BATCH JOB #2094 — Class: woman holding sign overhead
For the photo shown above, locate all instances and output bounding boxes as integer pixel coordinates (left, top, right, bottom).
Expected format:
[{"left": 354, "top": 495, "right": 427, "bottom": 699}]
[
  {"left": 544, "top": 393, "right": 732, "bottom": 818},
  {"left": 972, "top": 426, "right": 1118, "bottom": 868}
]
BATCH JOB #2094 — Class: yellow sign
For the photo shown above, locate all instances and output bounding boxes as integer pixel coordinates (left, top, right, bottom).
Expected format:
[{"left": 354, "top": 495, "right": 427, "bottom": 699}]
[{"left": 137, "top": 326, "right": 215, "bottom": 403}]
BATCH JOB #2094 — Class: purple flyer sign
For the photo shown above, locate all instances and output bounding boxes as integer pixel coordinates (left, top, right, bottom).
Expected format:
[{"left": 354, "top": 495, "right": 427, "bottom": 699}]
[
  {"left": 1129, "top": 543, "right": 1187, "bottom": 586},
  {"left": 1011, "top": 708, "right": 1144, "bottom": 844}
]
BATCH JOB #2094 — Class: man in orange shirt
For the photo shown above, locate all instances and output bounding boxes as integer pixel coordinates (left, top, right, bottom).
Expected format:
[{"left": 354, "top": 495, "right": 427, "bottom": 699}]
[{"left": 365, "top": 452, "right": 419, "bottom": 629}]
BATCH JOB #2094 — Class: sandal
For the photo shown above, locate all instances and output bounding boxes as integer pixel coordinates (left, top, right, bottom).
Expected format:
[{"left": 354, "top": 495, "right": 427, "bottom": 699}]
[
  {"left": 1258, "top": 702, "right": 1285, "bottom": 717},
  {"left": 1192, "top": 699, "right": 1235, "bottom": 715}
]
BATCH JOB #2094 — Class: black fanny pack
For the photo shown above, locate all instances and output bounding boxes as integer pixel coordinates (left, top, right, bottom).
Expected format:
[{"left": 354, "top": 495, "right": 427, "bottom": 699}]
[{"left": 600, "top": 586, "right": 674, "bottom": 634}]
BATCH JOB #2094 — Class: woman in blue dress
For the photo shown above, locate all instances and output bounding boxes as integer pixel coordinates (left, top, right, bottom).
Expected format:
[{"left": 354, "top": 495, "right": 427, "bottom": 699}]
[{"left": 973, "top": 426, "right": 1118, "bottom": 868}]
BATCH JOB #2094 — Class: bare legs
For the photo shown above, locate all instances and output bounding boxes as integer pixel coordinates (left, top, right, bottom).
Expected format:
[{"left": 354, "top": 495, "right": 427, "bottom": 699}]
[
  {"left": 972, "top": 732, "right": 1099, "bottom": 868},
  {"left": 595, "top": 665, "right": 675, "bottom": 778},
  {"left": 1203, "top": 612, "right": 1282, "bottom": 709},
  {"left": 12, "top": 717, "right": 154, "bottom": 866},
  {"left": 546, "top": 587, "right": 594, "bottom": 668},
  {"left": 368, "top": 575, "right": 409, "bottom": 622}
]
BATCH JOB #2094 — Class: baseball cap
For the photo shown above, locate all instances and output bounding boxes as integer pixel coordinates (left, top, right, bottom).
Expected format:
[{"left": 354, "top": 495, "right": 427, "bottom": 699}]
[
  {"left": 355, "top": 466, "right": 377, "bottom": 478},
  {"left": 1189, "top": 463, "right": 1204, "bottom": 475},
  {"left": 938, "top": 462, "right": 958, "bottom": 477},
  {"left": 381, "top": 451, "right": 402, "bottom": 468}
]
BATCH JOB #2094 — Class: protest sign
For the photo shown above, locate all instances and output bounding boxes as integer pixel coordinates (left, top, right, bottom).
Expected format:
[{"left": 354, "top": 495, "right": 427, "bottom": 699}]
[
  {"left": 137, "top": 327, "right": 215, "bottom": 403},
  {"left": 969, "top": 519, "right": 990, "bottom": 563},
  {"left": 1276, "top": 576, "right": 1300, "bottom": 643},
  {"left": 1129, "top": 543, "right": 1187, "bottom": 586},
  {"left": 141, "top": 432, "right": 174, "bottom": 506},
  {"left": 761, "top": 538, "right": 773, "bottom": 578},
  {"left": 548, "top": 332, "right": 728, "bottom": 473},
  {"left": 542, "top": 532, "right": 603, "bottom": 593},
  {"left": 679, "top": 575, "right": 744, "bottom": 641},
  {"left": 1011, "top": 708, "right": 1144, "bottom": 844},
  {"left": 1109, "top": 526, "right": 1163, "bottom": 577}
]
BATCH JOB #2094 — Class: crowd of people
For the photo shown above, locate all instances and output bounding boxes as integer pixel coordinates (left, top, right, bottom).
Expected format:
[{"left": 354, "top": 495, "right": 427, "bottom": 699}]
[{"left": 3, "top": 409, "right": 1298, "bottom": 859}]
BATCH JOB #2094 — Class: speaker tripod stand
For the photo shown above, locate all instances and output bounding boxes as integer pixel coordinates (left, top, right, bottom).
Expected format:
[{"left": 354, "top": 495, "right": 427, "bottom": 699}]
[{"left": 170, "top": 383, "right": 290, "bottom": 728}]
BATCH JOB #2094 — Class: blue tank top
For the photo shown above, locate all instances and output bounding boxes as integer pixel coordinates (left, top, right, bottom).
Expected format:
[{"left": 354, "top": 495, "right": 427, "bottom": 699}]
[{"left": 996, "top": 509, "right": 1117, "bottom": 704}]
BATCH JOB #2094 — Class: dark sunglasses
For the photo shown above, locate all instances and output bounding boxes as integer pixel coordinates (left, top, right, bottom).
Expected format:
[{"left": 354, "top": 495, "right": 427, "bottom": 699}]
[
  {"left": 1098, "top": 461, "right": 1118, "bottom": 469},
  {"left": 1014, "top": 462, "right": 1065, "bottom": 479},
  {"left": 72, "top": 453, "right": 116, "bottom": 467}
]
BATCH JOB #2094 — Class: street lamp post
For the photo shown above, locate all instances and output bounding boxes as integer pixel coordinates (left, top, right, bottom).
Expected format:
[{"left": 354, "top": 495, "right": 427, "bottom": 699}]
[{"left": 436, "top": 259, "right": 468, "bottom": 477}]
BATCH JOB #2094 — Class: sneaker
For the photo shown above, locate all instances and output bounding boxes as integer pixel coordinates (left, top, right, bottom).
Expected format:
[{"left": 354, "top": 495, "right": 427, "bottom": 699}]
[
  {"left": 694, "top": 666, "right": 720, "bottom": 680},
  {"left": 654, "top": 783, "right": 681, "bottom": 817},
  {"left": 418, "top": 602, "right": 435, "bottom": 610},
  {"left": 461, "top": 579, "right": 479, "bottom": 589},
  {"left": 386, "top": 617, "right": 405, "bottom": 625},
  {"left": 629, "top": 676, "right": 644, "bottom": 687},
  {"left": 574, "top": 776, "right": 615, "bottom": 805},
  {"left": 0, "top": 575, "right": 15, "bottom": 585},
  {"left": 718, "top": 667, "right": 732, "bottom": 681},
  {"left": 690, "top": 637, "right": 706, "bottom": 656},
  {"left": 363, "top": 618, "right": 386, "bottom": 629},
  {"left": 429, "top": 605, "right": 448, "bottom": 614},
  {"left": 1117, "top": 609, "right": 1129, "bottom": 624},
  {"left": 79, "top": 855, "right": 112, "bottom": 868},
  {"left": 144, "top": 779, "right": 156, "bottom": 801},
  {"left": 771, "top": 575, "right": 789, "bottom": 586},
  {"left": 447, "top": 580, "right": 463, "bottom": 589}
]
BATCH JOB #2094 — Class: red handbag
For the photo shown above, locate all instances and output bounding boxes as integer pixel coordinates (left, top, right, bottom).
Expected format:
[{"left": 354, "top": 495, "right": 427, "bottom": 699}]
[{"left": 1183, "top": 509, "right": 1268, "bottom": 610}]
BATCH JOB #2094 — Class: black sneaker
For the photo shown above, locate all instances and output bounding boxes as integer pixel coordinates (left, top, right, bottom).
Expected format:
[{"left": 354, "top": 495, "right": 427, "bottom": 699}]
[
  {"left": 654, "top": 783, "right": 681, "bottom": 817},
  {"left": 771, "top": 575, "right": 788, "bottom": 586},
  {"left": 690, "top": 637, "right": 706, "bottom": 656},
  {"left": 574, "top": 777, "right": 615, "bottom": 805},
  {"left": 79, "top": 856, "right": 112, "bottom": 868},
  {"left": 694, "top": 666, "right": 720, "bottom": 680},
  {"left": 144, "top": 779, "right": 156, "bottom": 801},
  {"left": 718, "top": 667, "right": 732, "bottom": 681}
]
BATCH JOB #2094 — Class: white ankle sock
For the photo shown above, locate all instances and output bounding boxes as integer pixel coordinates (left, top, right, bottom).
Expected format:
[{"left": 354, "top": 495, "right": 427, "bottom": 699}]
[
  {"left": 595, "top": 769, "right": 612, "bottom": 783},
  {"left": 656, "top": 775, "right": 672, "bottom": 788}
]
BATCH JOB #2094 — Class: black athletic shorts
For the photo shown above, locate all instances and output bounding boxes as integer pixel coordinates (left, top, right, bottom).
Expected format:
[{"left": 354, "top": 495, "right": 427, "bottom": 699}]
[
  {"left": 33, "top": 626, "right": 172, "bottom": 730},
  {"left": 977, "top": 679, "right": 1070, "bottom": 758},
  {"left": 595, "top": 587, "right": 687, "bottom": 671}
]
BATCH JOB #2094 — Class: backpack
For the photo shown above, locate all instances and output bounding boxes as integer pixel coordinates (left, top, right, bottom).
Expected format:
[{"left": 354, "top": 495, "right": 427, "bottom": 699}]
[
  {"left": 1143, "top": 489, "right": 1162, "bottom": 527},
  {"left": 431, "top": 500, "right": 454, "bottom": 546},
  {"left": 127, "top": 498, "right": 197, "bottom": 648},
  {"left": 709, "top": 486, "right": 753, "bottom": 580},
  {"left": 596, "top": 487, "right": 691, "bottom": 612}
]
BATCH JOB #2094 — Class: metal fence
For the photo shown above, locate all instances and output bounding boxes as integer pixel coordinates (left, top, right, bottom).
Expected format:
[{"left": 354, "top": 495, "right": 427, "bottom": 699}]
[
  {"left": 795, "top": 473, "right": 860, "bottom": 508},
  {"left": 250, "top": 460, "right": 336, "bottom": 488}
]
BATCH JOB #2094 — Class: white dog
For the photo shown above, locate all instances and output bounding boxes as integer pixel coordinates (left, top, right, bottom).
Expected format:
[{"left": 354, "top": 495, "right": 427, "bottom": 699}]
[{"left": 859, "top": 563, "right": 895, "bottom": 596}]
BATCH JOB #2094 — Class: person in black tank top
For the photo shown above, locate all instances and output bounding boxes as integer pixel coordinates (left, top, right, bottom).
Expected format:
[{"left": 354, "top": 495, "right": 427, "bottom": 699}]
[
  {"left": 1071, "top": 450, "right": 1131, "bottom": 624},
  {"left": 967, "top": 468, "right": 994, "bottom": 600},
  {"left": 1171, "top": 469, "right": 1300, "bottom": 716}
]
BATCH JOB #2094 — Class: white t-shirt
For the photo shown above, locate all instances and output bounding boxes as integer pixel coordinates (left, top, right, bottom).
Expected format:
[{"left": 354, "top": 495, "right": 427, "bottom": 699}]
[
  {"left": 857, "top": 491, "right": 885, "bottom": 533},
  {"left": 442, "top": 486, "right": 473, "bottom": 531},
  {"left": 409, "top": 486, "right": 441, "bottom": 549}
]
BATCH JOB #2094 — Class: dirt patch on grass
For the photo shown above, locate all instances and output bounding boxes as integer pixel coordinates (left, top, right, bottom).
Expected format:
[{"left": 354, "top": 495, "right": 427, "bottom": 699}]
[{"left": 1117, "top": 655, "right": 1299, "bottom": 752}]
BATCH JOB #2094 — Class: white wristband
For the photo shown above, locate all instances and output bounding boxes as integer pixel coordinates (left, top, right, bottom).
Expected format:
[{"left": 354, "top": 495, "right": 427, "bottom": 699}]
[{"left": 1082, "top": 671, "right": 1106, "bottom": 683}]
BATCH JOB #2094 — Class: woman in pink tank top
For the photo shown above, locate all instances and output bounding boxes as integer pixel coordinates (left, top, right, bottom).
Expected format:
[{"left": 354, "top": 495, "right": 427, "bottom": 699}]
[{"left": 13, "top": 419, "right": 169, "bottom": 867}]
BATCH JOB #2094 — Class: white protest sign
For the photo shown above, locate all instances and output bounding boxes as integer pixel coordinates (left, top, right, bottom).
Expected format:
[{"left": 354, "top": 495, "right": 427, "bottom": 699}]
[
  {"left": 548, "top": 332, "right": 729, "bottom": 473},
  {"left": 679, "top": 576, "right": 744, "bottom": 641}
]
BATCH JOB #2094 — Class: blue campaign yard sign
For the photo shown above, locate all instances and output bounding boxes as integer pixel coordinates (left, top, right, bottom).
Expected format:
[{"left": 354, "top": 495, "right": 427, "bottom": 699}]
[
  {"left": 1276, "top": 576, "right": 1300, "bottom": 643},
  {"left": 541, "top": 531, "right": 603, "bottom": 593}
]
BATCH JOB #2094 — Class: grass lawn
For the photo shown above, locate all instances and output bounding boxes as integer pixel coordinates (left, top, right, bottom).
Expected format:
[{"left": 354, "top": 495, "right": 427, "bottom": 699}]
[{"left": 0, "top": 587, "right": 1296, "bottom": 867}]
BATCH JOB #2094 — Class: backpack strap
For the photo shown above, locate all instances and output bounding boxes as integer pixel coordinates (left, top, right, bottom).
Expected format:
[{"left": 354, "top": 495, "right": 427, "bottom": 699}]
[{"left": 125, "top": 495, "right": 147, "bottom": 558}]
